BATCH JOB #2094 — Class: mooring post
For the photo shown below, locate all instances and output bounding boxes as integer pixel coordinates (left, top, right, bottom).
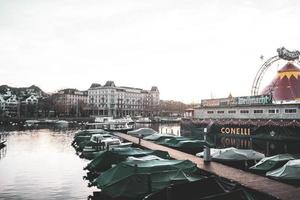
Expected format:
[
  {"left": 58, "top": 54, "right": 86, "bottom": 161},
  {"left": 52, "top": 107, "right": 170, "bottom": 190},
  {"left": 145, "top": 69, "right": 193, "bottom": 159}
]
[
  {"left": 203, "top": 128, "right": 211, "bottom": 162},
  {"left": 138, "top": 134, "right": 142, "bottom": 145}
]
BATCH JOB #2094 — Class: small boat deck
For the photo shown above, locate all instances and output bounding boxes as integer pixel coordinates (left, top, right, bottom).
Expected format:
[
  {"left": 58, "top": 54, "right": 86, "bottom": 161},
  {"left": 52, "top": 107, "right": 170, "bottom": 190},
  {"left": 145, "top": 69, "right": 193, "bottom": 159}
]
[{"left": 114, "top": 132, "right": 300, "bottom": 200}]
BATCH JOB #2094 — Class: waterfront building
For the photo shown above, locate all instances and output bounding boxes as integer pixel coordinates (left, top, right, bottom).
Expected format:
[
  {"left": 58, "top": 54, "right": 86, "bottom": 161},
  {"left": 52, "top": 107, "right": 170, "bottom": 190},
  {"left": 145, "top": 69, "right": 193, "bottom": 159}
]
[
  {"left": 52, "top": 89, "right": 88, "bottom": 117},
  {"left": 88, "top": 81, "right": 160, "bottom": 117},
  {"left": 194, "top": 62, "right": 300, "bottom": 120},
  {"left": 181, "top": 54, "right": 300, "bottom": 147},
  {"left": 0, "top": 96, "right": 5, "bottom": 111},
  {"left": 3, "top": 95, "right": 19, "bottom": 117},
  {"left": 0, "top": 85, "right": 48, "bottom": 117}
]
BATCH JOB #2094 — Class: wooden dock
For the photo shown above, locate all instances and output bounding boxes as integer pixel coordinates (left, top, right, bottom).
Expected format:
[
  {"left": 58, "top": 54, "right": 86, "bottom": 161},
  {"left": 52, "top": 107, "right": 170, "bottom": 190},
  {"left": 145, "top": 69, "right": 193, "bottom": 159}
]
[{"left": 114, "top": 132, "right": 300, "bottom": 200}]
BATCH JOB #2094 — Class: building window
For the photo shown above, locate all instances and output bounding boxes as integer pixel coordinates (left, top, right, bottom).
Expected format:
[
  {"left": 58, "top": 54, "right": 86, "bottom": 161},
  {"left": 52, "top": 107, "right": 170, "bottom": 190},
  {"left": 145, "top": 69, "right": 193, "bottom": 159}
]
[
  {"left": 228, "top": 110, "right": 236, "bottom": 114},
  {"left": 217, "top": 110, "right": 224, "bottom": 114},
  {"left": 285, "top": 109, "right": 297, "bottom": 113},
  {"left": 254, "top": 110, "right": 263, "bottom": 114},
  {"left": 240, "top": 110, "right": 249, "bottom": 114},
  {"left": 207, "top": 111, "right": 214, "bottom": 114},
  {"left": 268, "top": 109, "right": 279, "bottom": 114}
]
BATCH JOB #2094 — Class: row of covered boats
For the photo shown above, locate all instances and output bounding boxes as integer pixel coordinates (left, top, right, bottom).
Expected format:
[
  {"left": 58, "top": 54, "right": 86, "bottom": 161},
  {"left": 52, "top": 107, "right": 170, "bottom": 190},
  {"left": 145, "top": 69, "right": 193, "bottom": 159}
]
[
  {"left": 71, "top": 127, "right": 280, "bottom": 200},
  {"left": 130, "top": 128, "right": 300, "bottom": 184}
]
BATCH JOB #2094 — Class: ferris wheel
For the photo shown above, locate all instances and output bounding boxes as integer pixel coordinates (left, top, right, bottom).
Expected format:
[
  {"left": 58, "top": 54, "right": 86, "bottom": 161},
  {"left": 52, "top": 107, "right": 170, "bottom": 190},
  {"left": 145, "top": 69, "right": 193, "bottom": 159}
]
[{"left": 251, "top": 47, "right": 300, "bottom": 96}]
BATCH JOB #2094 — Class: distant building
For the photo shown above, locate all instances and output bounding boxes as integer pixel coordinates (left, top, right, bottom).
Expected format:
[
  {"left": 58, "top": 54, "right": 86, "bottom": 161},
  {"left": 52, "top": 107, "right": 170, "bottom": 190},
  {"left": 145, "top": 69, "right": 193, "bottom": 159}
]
[
  {"left": 3, "top": 95, "right": 19, "bottom": 117},
  {"left": 52, "top": 89, "right": 88, "bottom": 117},
  {"left": 0, "top": 85, "right": 47, "bottom": 117},
  {"left": 88, "top": 81, "right": 160, "bottom": 117}
]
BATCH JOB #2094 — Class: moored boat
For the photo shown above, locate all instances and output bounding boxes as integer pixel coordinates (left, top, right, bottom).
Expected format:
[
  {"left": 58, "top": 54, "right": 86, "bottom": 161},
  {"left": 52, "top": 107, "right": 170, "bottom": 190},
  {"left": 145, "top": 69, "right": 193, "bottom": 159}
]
[
  {"left": 250, "top": 154, "right": 300, "bottom": 173},
  {"left": 197, "top": 147, "right": 265, "bottom": 169},
  {"left": 127, "top": 128, "right": 157, "bottom": 138},
  {"left": 266, "top": 159, "right": 300, "bottom": 182},
  {"left": 90, "top": 159, "right": 206, "bottom": 199}
]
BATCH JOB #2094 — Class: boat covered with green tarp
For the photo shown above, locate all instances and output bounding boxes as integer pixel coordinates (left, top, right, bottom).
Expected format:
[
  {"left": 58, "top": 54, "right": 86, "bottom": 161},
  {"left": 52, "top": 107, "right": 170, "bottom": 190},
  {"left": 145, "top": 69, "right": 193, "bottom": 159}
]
[
  {"left": 196, "top": 147, "right": 264, "bottom": 169},
  {"left": 197, "top": 147, "right": 264, "bottom": 161},
  {"left": 142, "top": 177, "right": 268, "bottom": 200},
  {"left": 85, "top": 147, "right": 171, "bottom": 173},
  {"left": 71, "top": 129, "right": 111, "bottom": 151},
  {"left": 127, "top": 128, "right": 157, "bottom": 138},
  {"left": 143, "top": 133, "right": 177, "bottom": 142},
  {"left": 158, "top": 137, "right": 214, "bottom": 154},
  {"left": 250, "top": 154, "right": 300, "bottom": 173},
  {"left": 91, "top": 159, "right": 207, "bottom": 199},
  {"left": 266, "top": 159, "right": 300, "bottom": 180}
]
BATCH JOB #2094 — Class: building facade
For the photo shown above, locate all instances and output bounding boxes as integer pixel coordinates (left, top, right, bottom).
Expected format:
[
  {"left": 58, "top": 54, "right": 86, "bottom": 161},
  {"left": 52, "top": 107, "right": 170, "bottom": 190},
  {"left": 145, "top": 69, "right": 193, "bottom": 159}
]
[
  {"left": 195, "top": 103, "right": 300, "bottom": 120},
  {"left": 88, "top": 81, "right": 159, "bottom": 117},
  {"left": 53, "top": 89, "right": 88, "bottom": 117}
]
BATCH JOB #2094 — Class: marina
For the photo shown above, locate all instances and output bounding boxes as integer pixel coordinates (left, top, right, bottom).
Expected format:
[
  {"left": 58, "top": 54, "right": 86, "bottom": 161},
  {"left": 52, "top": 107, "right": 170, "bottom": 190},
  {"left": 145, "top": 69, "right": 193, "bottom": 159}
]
[
  {"left": 114, "top": 132, "right": 300, "bottom": 200},
  {"left": 1, "top": 0, "right": 300, "bottom": 199}
]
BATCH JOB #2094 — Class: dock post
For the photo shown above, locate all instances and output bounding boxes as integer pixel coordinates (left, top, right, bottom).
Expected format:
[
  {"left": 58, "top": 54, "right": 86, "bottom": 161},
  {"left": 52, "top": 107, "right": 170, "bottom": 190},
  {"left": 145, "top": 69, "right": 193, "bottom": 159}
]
[
  {"left": 138, "top": 134, "right": 142, "bottom": 145},
  {"left": 203, "top": 128, "right": 211, "bottom": 162}
]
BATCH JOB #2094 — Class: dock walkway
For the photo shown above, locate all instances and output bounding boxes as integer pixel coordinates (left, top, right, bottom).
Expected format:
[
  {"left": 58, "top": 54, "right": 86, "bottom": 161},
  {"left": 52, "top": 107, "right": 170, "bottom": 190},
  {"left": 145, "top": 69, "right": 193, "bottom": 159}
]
[{"left": 114, "top": 132, "right": 300, "bottom": 200}]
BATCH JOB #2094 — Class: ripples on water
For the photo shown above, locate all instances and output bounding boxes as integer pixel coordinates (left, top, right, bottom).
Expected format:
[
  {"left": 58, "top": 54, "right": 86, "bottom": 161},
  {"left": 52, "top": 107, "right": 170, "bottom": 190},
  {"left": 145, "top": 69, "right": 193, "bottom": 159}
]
[{"left": 0, "top": 129, "right": 95, "bottom": 200}]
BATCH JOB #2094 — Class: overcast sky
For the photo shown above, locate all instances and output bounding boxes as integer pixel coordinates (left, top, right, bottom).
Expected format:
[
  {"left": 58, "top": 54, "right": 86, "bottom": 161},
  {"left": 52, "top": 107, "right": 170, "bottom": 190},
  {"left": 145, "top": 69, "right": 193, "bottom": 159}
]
[{"left": 0, "top": 0, "right": 299, "bottom": 103}]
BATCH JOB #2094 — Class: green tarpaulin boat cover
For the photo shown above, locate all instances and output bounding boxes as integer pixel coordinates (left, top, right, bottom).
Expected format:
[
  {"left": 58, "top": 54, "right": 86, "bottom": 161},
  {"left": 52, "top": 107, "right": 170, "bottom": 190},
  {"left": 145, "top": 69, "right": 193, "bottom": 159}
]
[
  {"left": 250, "top": 154, "right": 300, "bottom": 172},
  {"left": 73, "top": 135, "right": 91, "bottom": 145},
  {"left": 266, "top": 159, "right": 300, "bottom": 180},
  {"left": 197, "top": 147, "right": 265, "bottom": 161},
  {"left": 74, "top": 129, "right": 109, "bottom": 137},
  {"left": 85, "top": 147, "right": 171, "bottom": 172},
  {"left": 93, "top": 159, "right": 205, "bottom": 198},
  {"left": 158, "top": 137, "right": 214, "bottom": 148},
  {"left": 126, "top": 155, "right": 165, "bottom": 161},
  {"left": 143, "top": 133, "right": 176, "bottom": 142},
  {"left": 127, "top": 128, "right": 157, "bottom": 137}
]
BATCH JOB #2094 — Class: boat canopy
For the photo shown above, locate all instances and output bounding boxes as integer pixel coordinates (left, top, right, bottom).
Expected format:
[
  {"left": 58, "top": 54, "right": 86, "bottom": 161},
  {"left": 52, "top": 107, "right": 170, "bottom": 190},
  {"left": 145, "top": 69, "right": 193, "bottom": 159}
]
[
  {"left": 85, "top": 147, "right": 171, "bottom": 172},
  {"left": 266, "top": 159, "right": 300, "bottom": 180},
  {"left": 143, "top": 177, "right": 259, "bottom": 200},
  {"left": 126, "top": 155, "right": 165, "bottom": 161},
  {"left": 143, "top": 133, "right": 176, "bottom": 142},
  {"left": 159, "top": 137, "right": 214, "bottom": 149},
  {"left": 92, "top": 159, "right": 205, "bottom": 199},
  {"left": 127, "top": 128, "right": 158, "bottom": 137},
  {"left": 90, "top": 134, "right": 113, "bottom": 143},
  {"left": 197, "top": 147, "right": 265, "bottom": 161},
  {"left": 250, "top": 154, "right": 300, "bottom": 173}
]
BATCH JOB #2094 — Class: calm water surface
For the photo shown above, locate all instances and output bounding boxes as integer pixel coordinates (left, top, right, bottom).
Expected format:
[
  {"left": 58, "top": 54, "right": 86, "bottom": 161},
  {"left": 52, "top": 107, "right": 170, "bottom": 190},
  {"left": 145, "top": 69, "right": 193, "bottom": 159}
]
[
  {"left": 0, "top": 129, "right": 95, "bottom": 200},
  {"left": 0, "top": 124, "right": 180, "bottom": 200}
]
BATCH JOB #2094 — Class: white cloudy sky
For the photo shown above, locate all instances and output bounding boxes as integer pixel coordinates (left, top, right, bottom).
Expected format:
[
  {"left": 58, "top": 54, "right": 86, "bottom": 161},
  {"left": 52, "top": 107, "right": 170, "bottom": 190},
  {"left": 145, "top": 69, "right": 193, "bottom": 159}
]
[{"left": 0, "top": 0, "right": 299, "bottom": 103}]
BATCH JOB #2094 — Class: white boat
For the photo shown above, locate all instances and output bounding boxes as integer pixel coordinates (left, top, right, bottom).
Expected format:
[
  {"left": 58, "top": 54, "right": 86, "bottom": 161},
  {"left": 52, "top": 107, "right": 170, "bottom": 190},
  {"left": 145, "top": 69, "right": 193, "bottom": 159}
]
[
  {"left": 24, "top": 120, "right": 40, "bottom": 127},
  {"left": 86, "top": 117, "right": 134, "bottom": 132},
  {"left": 135, "top": 117, "right": 152, "bottom": 123},
  {"left": 82, "top": 137, "right": 132, "bottom": 156},
  {"left": 55, "top": 120, "right": 69, "bottom": 128}
]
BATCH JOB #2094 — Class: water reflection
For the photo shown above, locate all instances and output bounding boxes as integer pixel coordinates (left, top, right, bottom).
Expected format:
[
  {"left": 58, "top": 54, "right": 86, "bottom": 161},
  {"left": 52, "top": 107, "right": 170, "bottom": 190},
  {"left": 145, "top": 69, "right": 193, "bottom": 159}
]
[
  {"left": 0, "top": 146, "right": 7, "bottom": 160},
  {"left": 0, "top": 129, "right": 94, "bottom": 200}
]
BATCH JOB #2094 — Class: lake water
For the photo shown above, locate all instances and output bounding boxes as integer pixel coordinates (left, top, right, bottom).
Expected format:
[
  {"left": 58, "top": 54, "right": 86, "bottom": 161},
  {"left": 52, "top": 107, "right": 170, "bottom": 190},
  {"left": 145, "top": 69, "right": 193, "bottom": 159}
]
[{"left": 0, "top": 124, "right": 180, "bottom": 200}]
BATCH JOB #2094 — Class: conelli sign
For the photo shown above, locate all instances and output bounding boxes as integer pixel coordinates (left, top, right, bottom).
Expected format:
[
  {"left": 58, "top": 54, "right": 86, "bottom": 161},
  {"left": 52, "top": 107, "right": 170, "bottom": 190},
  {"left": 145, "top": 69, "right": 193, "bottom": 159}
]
[{"left": 220, "top": 127, "right": 251, "bottom": 135}]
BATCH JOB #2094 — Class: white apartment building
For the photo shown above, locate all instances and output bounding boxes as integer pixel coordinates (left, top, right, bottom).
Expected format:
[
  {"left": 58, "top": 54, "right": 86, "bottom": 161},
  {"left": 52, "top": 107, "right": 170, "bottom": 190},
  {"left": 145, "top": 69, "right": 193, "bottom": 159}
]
[{"left": 88, "top": 81, "right": 160, "bottom": 117}]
